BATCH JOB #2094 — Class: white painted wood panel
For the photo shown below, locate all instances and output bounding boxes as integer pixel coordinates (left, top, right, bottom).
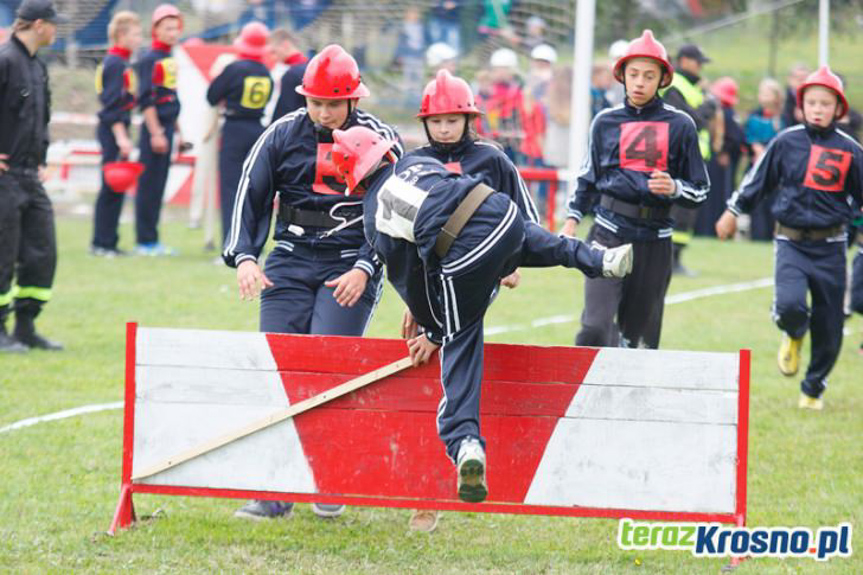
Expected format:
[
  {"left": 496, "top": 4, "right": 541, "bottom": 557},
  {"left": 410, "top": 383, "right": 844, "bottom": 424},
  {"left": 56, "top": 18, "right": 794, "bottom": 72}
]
[
  {"left": 525, "top": 418, "right": 737, "bottom": 513},
  {"left": 565, "top": 384, "right": 738, "bottom": 425},
  {"left": 137, "top": 365, "right": 289, "bottom": 406},
  {"left": 137, "top": 328, "right": 277, "bottom": 371},
  {"left": 583, "top": 348, "right": 739, "bottom": 391}
]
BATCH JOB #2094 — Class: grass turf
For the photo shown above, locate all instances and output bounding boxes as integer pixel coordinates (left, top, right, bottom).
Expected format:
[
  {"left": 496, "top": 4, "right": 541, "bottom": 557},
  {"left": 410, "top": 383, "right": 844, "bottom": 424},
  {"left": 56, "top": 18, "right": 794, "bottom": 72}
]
[{"left": 1, "top": 213, "right": 861, "bottom": 573}]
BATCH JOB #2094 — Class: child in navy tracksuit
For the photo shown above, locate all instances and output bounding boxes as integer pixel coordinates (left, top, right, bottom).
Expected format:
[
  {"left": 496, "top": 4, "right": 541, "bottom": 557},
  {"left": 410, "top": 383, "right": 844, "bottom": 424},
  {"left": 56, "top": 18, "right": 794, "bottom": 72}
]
[
  {"left": 134, "top": 4, "right": 183, "bottom": 255},
  {"left": 206, "top": 22, "right": 273, "bottom": 246},
  {"left": 717, "top": 66, "right": 863, "bottom": 409},
  {"left": 91, "top": 11, "right": 141, "bottom": 256},
  {"left": 330, "top": 126, "right": 633, "bottom": 504}
]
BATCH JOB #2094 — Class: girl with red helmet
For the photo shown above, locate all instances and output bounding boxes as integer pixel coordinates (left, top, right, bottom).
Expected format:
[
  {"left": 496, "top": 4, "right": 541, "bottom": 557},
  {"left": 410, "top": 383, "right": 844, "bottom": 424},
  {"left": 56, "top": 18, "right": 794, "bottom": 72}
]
[
  {"left": 404, "top": 68, "right": 541, "bottom": 530},
  {"left": 717, "top": 66, "right": 863, "bottom": 410},
  {"left": 223, "top": 45, "right": 402, "bottom": 519},
  {"left": 562, "top": 30, "right": 709, "bottom": 350}
]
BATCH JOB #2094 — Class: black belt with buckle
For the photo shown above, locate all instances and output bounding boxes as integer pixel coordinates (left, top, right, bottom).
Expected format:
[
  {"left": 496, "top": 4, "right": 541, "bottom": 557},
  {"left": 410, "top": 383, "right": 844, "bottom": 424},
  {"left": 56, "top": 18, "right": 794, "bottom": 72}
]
[
  {"left": 776, "top": 223, "right": 844, "bottom": 242},
  {"left": 278, "top": 202, "right": 362, "bottom": 229},
  {"left": 600, "top": 195, "right": 670, "bottom": 220}
]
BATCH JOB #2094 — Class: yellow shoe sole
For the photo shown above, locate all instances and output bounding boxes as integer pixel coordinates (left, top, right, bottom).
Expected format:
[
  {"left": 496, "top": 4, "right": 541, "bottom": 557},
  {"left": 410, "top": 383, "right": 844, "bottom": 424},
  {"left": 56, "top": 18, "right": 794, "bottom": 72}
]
[
  {"left": 798, "top": 393, "right": 824, "bottom": 411},
  {"left": 778, "top": 335, "right": 803, "bottom": 377}
]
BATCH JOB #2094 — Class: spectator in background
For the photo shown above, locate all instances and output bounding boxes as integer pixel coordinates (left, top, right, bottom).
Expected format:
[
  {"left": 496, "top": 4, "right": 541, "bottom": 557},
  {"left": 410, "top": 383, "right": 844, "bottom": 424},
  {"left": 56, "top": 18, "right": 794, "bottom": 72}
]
[
  {"left": 743, "top": 77, "right": 785, "bottom": 241},
  {"left": 396, "top": 6, "right": 426, "bottom": 108},
  {"left": 477, "top": 0, "right": 513, "bottom": 41},
  {"left": 780, "top": 63, "right": 809, "bottom": 128},
  {"left": 695, "top": 77, "right": 744, "bottom": 236},
  {"left": 426, "top": 0, "right": 461, "bottom": 54},
  {"left": 426, "top": 41, "right": 458, "bottom": 75},
  {"left": 267, "top": 28, "right": 308, "bottom": 122},
  {"left": 476, "top": 48, "right": 525, "bottom": 163},
  {"left": 522, "top": 15, "right": 547, "bottom": 52},
  {"left": 542, "top": 65, "right": 571, "bottom": 173},
  {"left": 522, "top": 44, "right": 556, "bottom": 209},
  {"left": 591, "top": 60, "right": 612, "bottom": 117}
]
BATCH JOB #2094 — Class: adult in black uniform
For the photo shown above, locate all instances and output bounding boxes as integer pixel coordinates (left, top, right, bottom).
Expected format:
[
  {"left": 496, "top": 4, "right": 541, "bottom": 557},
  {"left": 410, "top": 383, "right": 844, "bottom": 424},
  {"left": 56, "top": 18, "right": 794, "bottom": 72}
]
[
  {"left": 206, "top": 22, "right": 273, "bottom": 246},
  {"left": 562, "top": 30, "right": 709, "bottom": 350},
  {"left": 0, "top": 0, "right": 66, "bottom": 352}
]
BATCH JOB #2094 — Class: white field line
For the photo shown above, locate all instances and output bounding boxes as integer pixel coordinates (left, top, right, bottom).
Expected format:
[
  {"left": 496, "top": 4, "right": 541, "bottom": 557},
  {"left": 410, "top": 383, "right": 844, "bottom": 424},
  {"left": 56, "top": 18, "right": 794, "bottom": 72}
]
[
  {"left": 0, "top": 402, "right": 122, "bottom": 435},
  {"left": 485, "top": 277, "right": 775, "bottom": 336}
]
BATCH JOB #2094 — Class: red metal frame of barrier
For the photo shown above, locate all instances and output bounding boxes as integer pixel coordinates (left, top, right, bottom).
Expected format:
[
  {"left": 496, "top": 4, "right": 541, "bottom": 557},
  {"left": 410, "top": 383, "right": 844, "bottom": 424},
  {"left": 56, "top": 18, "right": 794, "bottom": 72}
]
[
  {"left": 517, "top": 167, "right": 560, "bottom": 231},
  {"left": 109, "top": 323, "right": 750, "bottom": 536}
]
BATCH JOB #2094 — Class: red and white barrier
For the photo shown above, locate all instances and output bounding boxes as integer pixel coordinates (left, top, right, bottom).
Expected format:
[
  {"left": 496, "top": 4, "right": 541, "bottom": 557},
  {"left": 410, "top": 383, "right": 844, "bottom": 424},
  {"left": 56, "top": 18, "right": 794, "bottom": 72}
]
[{"left": 110, "top": 324, "right": 749, "bottom": 533}]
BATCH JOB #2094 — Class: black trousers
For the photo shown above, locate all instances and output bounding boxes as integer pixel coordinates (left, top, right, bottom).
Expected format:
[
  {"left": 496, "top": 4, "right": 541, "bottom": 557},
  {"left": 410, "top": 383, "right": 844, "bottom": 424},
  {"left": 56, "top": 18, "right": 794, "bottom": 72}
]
[
  {"left": 773, "top": 238, "right": 846, "bottom": 398},
  {"left": 0, "top": 171, "right": 57, "bottom": 318},
  {"left": 92, "top": 121, "right": 127, "bottom": 250},
  {"left": 136, "top": 120, "right": 176, "bottom": 245},
  {"left": 576, "top": 224, "right": 672, "bottom": 349},
  {"left": 219, "top": 118, "right": 265, "bottom": 247}
]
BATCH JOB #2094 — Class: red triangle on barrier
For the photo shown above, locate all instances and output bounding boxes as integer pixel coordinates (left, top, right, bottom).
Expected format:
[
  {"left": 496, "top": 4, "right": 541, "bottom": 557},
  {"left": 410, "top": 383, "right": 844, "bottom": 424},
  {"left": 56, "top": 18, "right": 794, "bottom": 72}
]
[{"left": 265, "top": 334, "right": 598, "bottom": 503}]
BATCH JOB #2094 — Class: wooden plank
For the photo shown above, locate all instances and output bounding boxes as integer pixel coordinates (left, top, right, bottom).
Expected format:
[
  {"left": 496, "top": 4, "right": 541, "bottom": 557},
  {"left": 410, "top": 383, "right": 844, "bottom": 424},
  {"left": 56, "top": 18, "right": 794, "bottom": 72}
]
[
  {"left": 136, "top": 365, "right": 288, "bottom": 406},
  {"left": 137, "top": 328, "right": 277, "bottom": 371}
]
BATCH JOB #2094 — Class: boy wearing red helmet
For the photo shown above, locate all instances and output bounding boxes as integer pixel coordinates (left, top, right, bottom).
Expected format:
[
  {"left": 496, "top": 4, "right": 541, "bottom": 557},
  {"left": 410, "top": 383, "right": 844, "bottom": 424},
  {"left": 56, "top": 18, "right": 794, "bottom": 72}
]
[
  {"left": 207, "top": 22, "right": 273, "bottom": 246},
  {"left": 134, "top": 3, "right": 183, "bottom": 256},
  {"left": 717, "top": 66, "right": 863, "bottom": 410},
  {"left": 223, "top": 45, "right": 402, "bottom": 519},
  {"left": 330, "top": 125, "right": 633, "bottom": 504},
  {"left": 562, "top": 30, "right": 709, "bottom": 350}
]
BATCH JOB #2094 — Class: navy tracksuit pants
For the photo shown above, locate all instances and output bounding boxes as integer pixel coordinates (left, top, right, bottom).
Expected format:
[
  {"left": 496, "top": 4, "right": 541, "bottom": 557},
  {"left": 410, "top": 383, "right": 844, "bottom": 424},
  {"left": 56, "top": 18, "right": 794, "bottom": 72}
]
[
  {"left": 576, "top": 225, "right": 672, "bottom": 349},
  {"left": 260, "top": 243, "right": 383, "bottom": 336},
  {"left": 219, "top": 118, "right": 265, "bottom": 247},
  {"left": 773, "top": 238, "right": 846, "bottom": 399},
  {"left": 136, "top": 121, "right": 176, "bottom": 245},
  {"left": 92, "top": 121, "right": 127, "bottom": 250},
  {"left": 422, "top": 194, "right": 603, "bottom": 461}
]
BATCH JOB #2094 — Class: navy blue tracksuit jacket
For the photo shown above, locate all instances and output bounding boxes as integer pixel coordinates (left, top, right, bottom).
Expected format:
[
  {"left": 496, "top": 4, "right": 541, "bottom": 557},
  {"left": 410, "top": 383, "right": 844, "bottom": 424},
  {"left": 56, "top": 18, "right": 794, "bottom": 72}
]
[
  {"left": 408, "top": 138, "right": 540, "bottom": 224},
  {"left": 568, "top": 97, "right": 710, "bottom": 242},
  {"left": 728, "top": 122, "right": 863, "bottom": 398}
]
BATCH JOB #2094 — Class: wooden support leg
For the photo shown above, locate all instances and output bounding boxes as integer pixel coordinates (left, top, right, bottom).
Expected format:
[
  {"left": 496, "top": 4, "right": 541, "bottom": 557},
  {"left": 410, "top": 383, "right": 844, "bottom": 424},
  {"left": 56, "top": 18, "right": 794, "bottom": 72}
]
[{"left": 107, "top": 484, "right": 136, "bottom": 535}]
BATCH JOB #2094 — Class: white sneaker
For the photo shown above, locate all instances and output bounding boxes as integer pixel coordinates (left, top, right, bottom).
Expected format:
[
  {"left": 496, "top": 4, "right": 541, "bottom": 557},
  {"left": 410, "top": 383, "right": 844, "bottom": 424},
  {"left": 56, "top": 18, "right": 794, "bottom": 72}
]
[
  {"left": 602, "top": 244, "right": 634, "bottom": 278},
  {"left": 311, "top": 503, "right": 346, "bottom": 518},
  {"left": 456, "top": 438, "right": 487, "bottom": 503}
]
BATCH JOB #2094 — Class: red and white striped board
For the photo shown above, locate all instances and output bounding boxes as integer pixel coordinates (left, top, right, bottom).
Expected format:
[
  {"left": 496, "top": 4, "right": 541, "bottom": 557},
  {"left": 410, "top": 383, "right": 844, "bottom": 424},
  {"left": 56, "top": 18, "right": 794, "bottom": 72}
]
[{"left": 110, "top": 324, "right": 749, "bottom": 533}]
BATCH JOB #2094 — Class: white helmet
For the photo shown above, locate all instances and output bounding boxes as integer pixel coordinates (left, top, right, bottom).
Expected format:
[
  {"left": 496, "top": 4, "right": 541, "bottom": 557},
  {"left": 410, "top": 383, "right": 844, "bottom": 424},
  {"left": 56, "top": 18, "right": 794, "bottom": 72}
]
[
  {"left": 490, "top": 48, "right": 518, "bottom": 68},
  {"left": 530, "top": 43, "right": 557, "bottom": 63},
  {"left": 608, "top": 39, "right": 629, "bottom": 61},
  {"left": 426, "top": 42, "right": 458, "bottom": 68}
]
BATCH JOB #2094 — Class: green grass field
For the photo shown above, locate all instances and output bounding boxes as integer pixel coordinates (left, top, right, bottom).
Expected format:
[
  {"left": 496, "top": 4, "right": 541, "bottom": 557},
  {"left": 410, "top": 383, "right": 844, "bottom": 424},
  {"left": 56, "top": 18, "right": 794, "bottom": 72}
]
[{"left": 1, "top": 213, "right": 861, "bottom": 574}]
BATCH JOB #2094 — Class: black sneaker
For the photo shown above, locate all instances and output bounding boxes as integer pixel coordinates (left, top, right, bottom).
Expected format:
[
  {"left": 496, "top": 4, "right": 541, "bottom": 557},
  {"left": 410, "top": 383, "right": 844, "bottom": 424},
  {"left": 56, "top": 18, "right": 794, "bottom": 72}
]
[
  {"left": 233, "top": 500, "right": 294, "bottom": 520},
  {"left": 14, "top": 331, "right": 63, "bottom": 351},
  {"left": 0, "top": 331, "right": 28, "bottom": 353}
]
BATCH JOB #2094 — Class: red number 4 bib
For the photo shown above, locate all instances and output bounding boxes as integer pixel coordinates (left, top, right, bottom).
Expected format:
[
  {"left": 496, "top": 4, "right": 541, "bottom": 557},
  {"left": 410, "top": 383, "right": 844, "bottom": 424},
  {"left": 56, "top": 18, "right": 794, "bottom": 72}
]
[
  {"left": 803, "top": 145, "right": 851, "bottom": 192},
  {"left": 619, "top": 121, "right": 669, "bottom": 172}
]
